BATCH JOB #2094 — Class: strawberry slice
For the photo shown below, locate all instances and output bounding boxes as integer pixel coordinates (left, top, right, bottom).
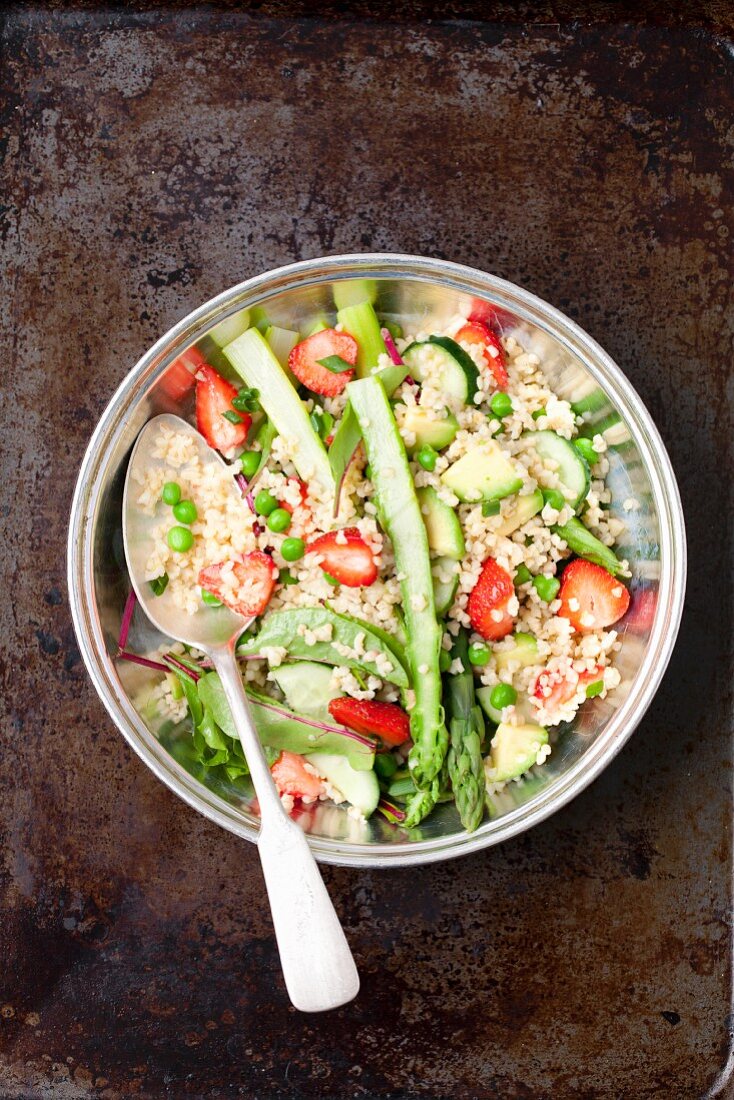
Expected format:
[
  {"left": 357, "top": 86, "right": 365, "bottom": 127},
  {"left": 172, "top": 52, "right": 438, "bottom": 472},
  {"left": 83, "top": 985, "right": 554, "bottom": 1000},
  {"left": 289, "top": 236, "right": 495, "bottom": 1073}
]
[
  {"left": 533, "top": 663, "right": 604, "bottom": 709},
  {"left": 195, "top": 364, "right": 251, "bottom": 454},
  {"left": 271, "top": 751, "right": 325, "bottom": 802},
  {"left": 161, "top": 345, "right": 206, "bottom": 403},
  {"left": 558, "top": 559, "right": 630, "bottom": 633},
  {"left": 455, "top": 320, "right": 509, "bottom": 389},
  {"left": 467, "top": 557, "right": 515, "bottom": 640},
  {"left": 467, "top": 298, "right": 517, "bottom": 333},
  {"left": 307, "top": 527, "right": 378, "bottom": 587},
  {"left": 288, "top": 328, "right": 358, "bottom": 397},
  {"left": 328, "top": 697, "right": 410, "bottom": 748},
  {"left": 198, "top": 551, "right": 277, "bottom": 618},
  {"left": 624, "top": 586, "right": 656, "bottom": 635}
]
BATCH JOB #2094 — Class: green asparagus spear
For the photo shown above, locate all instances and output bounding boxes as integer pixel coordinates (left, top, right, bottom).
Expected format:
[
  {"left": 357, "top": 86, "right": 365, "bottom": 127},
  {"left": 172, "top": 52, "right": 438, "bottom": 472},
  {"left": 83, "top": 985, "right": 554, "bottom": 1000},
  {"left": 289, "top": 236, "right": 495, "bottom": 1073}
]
[
  {"left": 403, "top": 760, "right": 449, "bottom": 828},
  {"left": 445, "top": 630, "right": 487, "bottom": 832}
]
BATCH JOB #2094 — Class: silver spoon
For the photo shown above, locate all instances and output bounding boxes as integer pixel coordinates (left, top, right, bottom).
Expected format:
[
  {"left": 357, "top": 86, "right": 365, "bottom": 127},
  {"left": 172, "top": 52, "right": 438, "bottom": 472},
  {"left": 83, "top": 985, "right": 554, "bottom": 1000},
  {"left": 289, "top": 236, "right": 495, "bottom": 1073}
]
[{"left": 123, "top": 414, "right": 360, "bottom": 1012}]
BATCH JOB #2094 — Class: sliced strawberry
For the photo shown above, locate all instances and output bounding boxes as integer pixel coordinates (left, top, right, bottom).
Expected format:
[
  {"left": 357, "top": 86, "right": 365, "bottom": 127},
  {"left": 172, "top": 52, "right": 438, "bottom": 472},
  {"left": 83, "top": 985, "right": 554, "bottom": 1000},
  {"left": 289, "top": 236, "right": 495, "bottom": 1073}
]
[
  {"left": 467, "top": 298, "right": 517, "bottom": 333},
  {"left": 328, "top": 697, "right": 410, "bottom": 748},
  {"left": 307, "top": 527, "right": 378, "bottom": 587},
  {"left": 161, "top": 345, "right": 206, "bottom": 402},
  {"left": 624, "top": 586, "right": 656, "bottom": 635},
  {"left": 271, "top": 751, "right": 325, "bottom": 802},
  {"left": 198, "top": 551, "right": 276, "bottom": 618},
  {"left": 467, "top": 557, "right": 515, "bottom": 640},
  {"left": 558, "top": 559, "right": 630, "bottom": 633},
  {"left": 195, "top": 364, "right": 251, "bottom": 454},
  {"left": 288, "top": 328, "right": 358, "bottom": 397},
  {"left": 455, "top": 320, "right": 509, "bottom": 389},
  {"left": 533, "top": 663, "right": 604, "bottom": 709}
]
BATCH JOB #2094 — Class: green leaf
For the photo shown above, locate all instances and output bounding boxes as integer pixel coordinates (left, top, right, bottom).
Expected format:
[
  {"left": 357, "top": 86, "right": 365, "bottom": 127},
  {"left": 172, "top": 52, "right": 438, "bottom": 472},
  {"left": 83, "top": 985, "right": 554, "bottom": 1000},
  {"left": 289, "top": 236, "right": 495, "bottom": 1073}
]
[
  {"left": 239, "top": 607, "right": 409, "bottom": 687},
  {"left": 317, "top": 355, "right": 355, "bottom": 374},
  {"left": 197, "top": 672, "right": 376, "bottom": 769},
  {"left": 149, "top": 573, "right": 169, "bottom": 596}
]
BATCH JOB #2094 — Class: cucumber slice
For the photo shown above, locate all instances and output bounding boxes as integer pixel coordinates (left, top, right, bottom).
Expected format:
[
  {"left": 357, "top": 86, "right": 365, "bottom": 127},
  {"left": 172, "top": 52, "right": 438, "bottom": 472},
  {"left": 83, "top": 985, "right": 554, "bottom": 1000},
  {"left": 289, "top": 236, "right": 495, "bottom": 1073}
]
[
  {"left": 403, "top": 336, "right": 479, "bottom": 403},
  {"left": 417, "top": 486, "right": 465, "bottom": 560},
  {"left": 552, "top": 516, "right": 624, "bottom": 576},
  {"left": 224, "top": 328, "right": 334, "bottom": 494},
  {"left": 441, "top": 442, "right": 523, "bottom": 504},
  {"left": 403, "top": 405, "right": 459, "bottom": 452},
  {"left": 270, "top": 662, "right": 339, "bottom": 721},
  {"left": 495, "top": 489, "right": 544, "bottom": 537},
  {"left": 487, "top": 722, "right": 549, "bottom": 782},
  {"left": 305, "top": 752, "right": 380, "bottom": 817},
  {"left": 337, "top": 300, "right": 387, "bottom": 377},
  {"left": 522, "top": 430, "right": 590, "bottom": 509},
  {"left": 432, "top": 556, "right": 459, "bottom": 616},
  {"left": 494, "top": 632, "right": 539, "bottom": 673}
]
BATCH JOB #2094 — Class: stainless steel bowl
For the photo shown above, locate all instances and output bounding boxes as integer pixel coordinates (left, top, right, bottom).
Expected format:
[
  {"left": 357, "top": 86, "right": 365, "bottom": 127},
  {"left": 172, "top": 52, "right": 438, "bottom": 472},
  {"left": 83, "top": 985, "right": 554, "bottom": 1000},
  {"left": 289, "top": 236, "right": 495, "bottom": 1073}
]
[{"left": 67, "top": 254, "right": 686, "bottom": 867}]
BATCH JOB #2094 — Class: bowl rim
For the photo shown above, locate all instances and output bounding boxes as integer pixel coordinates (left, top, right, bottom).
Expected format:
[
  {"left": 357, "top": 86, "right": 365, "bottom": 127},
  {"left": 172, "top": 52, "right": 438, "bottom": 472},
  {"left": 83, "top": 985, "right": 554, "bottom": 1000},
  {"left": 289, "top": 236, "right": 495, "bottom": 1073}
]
[{"left": 67, "top": 252, "right": 686, "bottom": 867}]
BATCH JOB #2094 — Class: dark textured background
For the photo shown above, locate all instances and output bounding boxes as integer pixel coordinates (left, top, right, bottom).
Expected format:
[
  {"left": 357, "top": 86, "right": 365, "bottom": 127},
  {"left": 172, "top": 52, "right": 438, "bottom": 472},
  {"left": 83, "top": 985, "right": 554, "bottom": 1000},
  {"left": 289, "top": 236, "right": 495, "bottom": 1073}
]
[{"left": 1, "top": 4, "right": 732, "bottom": 1097}]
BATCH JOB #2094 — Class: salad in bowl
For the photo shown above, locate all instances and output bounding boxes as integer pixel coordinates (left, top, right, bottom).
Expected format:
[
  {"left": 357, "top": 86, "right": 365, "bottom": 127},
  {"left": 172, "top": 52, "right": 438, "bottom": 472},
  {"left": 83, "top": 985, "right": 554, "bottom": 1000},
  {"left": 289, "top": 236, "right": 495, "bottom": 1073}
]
[{"left": 121, "top": 290, "right": 634, "bottom": 833}]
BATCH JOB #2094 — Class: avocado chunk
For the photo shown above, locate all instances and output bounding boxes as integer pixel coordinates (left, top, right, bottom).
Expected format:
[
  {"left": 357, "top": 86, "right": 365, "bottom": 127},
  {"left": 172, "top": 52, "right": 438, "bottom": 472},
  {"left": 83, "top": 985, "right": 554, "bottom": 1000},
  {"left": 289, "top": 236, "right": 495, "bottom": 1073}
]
[
  {"left": 403, "top": 406, "right": 459, "bottom": 452},
  {"left": 495, "top": 489, "right": 544, "bottom": 537},
  {"left": 493, "top": 632, "right": 539, "bottom": 673},
  {"left": 441, "top": 442, "right": 523, "bottom": 504},
  {"left": 417, "top": 486, "right": 465, "bottom": 560},
  {"left": 487, "top": 722, "right": 549, "bottom": 782}
]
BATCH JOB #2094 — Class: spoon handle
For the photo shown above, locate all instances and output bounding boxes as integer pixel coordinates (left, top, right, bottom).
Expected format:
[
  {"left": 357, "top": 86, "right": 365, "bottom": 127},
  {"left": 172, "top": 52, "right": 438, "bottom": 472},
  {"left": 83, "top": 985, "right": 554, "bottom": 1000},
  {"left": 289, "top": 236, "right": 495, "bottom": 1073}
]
[{"left": 214, "top": 647, "right": 360, "bottom": 1012}]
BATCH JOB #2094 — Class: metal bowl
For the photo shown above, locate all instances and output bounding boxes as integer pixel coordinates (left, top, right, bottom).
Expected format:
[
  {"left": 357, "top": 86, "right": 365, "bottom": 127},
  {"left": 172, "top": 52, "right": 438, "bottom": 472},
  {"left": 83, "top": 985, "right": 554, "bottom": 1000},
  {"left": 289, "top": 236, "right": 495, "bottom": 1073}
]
[{"left": 67, "top": 254, "right": 686, "bottom": 867}]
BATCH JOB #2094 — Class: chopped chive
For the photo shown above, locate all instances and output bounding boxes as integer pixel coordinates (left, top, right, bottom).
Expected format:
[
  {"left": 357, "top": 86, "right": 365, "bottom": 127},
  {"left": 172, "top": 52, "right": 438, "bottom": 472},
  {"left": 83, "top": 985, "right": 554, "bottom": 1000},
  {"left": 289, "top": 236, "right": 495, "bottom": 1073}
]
[
  {"left": 233, "top": 387, "right": 261, "bottom": 413},
  {"left": 323, "top": 571, "right": 340, "bottom": 586},
  {"left": 317, "top": 355, "right": 354, "bottom": 374},
  {"left": 482, "top": 500, "right": 501, "bottom": 517},
  {"left": 222, "top": 409, "right": 244, "bottom": 424}
]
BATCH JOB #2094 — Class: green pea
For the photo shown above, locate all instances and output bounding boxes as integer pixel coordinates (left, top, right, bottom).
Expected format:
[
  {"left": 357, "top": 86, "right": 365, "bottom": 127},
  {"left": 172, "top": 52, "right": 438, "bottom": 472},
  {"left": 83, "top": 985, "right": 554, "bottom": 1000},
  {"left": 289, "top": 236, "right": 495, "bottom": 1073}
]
[
  {"left": 323, "top": 571, "right": 340, "bottom": 586},
  {"left": 281, "top": 536, "right": 305, "bottom": 562},
  {"left": 201, "top": 589, "right": 222, "bottom": 607},
  {"left": 533, "top": 574, "right": 561, "bottom": 602},
  {"left": 267, "top": 507, "right": 292, "bottom": 534},
  {"left": 439, "top": 648, "right": 452, "bottom": 673},
  {"left": 490, "top": 392, "right": 513, "bottom": 418},
  {"left": 531, "top": 407, "right": 546, "bottom": 421},
  {"left": 586, "top": 679, "right": 604, "bottom": 698},
  {"left": 374, "top": 753, "right": 399, "bottom": 781},
  {"left": 240, "top": 451, "right": 260, "bottom": 478},
  {"left": 173, "top": 499, "right": 197, "bottom": 525},
  {"left": 468, "top": 642, "right": 491, "bottom": 666},
  {"left": 254, "top": 489, "right": 277, "bottom": 516},
  {"left": 416, "top": 445, "right": 438, "bottom": 472},
  {"left": 482, "top": 500, "right": 500, "bottom": 517},
  {"left": 167, "top": 526, "right": 194, "bottom": 553},
  {"left": 574, "top": 437, "right": 598, "bottom": 465},
  {"left": 490, "top": 683, "right": 517, "bottom": 710},
  {"left": 541, "top": 488, "right": 565, "bottom": 512},
  {"left": 161, "top": 481, "right": 181, "bottom": 506},
  {"left": 514, "top": 563, "right": 532, "bottom": 585},
  {"left": 278, "top": 568, "right": 298, "bottom": 586}
]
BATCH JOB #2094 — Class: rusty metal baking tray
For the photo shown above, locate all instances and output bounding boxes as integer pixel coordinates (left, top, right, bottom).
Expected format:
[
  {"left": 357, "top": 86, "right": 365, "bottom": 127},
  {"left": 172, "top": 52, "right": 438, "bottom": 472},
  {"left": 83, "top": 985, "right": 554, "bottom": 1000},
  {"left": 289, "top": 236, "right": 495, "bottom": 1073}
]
[{"left": 1, "top": 3, "right": 732, "bottom": 1096}]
